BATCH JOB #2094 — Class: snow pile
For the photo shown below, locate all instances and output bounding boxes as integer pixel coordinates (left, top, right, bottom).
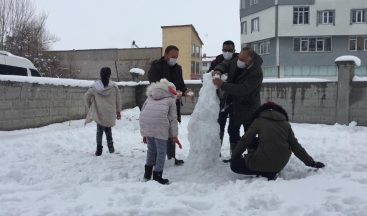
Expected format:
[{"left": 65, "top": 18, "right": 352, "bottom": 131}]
[
  {"left": 335, "top": 55, "right": 361, "bottom": 67},
  {"left": 129, "top": 68, "right": 145, "bottom": 75},
  {"left": 0, "top": 75, "right": 140, "bottom": 87},
  {"left": 186, "top": 72, "right": 221, "bottom": 169}
]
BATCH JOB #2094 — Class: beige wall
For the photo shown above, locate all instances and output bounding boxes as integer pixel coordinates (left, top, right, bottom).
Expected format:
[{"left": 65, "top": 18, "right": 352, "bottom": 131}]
[
  {"left": 50, "top": 48, "right": 162, "bottom": 81},
  {"left": 162, "top": 26, "right": 203, "bottom": 80}
]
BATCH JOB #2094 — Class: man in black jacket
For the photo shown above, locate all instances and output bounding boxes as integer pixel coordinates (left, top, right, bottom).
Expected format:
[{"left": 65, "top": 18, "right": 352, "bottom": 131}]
[
  {"left": 208, "top": 40, "right": 238, "bottom": 145},
  {"left": 212, "top": 47, "right": 263, "bottom": 157},
  {"left": 148, "top": 45, "right": 194, "bottom": 166}
]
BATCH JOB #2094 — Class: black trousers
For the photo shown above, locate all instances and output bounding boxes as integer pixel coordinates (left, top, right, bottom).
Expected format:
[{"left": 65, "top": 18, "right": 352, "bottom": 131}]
[
  {"left": 218, "top": 106, "right": 231, "bottom": 144},
  {"left": 96, "top": 124, "right": 113, "bottom": 146},
  {"left": 167, "top": 99, "right": 182, "bottom": 160},
  {"left": 230, "top": 157, "right": 277, "bottom": 180}
]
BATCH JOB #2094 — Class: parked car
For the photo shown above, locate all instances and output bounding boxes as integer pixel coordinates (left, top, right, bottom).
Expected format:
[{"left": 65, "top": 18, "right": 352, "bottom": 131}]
[{"left": 0, "top": 51, "right": 41, "bottom": 77}]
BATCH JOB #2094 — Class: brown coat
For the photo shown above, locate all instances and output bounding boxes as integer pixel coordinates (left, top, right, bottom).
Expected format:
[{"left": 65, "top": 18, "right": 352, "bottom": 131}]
[{"left": 232, "top": 110, "right": 315, "bottom": 172}]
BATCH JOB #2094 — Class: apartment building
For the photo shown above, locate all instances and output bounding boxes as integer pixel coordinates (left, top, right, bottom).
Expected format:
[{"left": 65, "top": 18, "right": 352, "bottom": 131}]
[{"left": 240, "top": 0, "right": 367, "bottom": 77}]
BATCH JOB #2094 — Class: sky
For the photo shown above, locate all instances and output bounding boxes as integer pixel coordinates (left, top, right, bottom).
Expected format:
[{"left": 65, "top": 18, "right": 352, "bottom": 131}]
[{"left": 32, "top": 0, "right": 241, "bottom": 56}]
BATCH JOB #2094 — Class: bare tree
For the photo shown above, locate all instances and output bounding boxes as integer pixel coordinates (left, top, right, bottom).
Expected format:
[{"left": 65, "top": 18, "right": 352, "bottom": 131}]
[{"left": 0, "top": 0, "right": 79, "bottom": 78}]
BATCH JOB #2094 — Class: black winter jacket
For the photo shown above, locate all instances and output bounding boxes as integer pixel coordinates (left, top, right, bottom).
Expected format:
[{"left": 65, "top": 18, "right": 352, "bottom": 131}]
[{"left": 214, "top": 53, "right": 263, "bottom": 124}]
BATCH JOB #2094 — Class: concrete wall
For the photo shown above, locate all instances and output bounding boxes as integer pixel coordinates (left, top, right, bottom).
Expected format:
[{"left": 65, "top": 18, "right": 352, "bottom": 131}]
[
  {"left": 1, "top": 61, "right": 367, "bottom": 131},
  {"left": 0, "top": 81, "right": 136, "bottom": 131},
  {"left": 50, "top": 48, "right": 162, "bottom": 81}
]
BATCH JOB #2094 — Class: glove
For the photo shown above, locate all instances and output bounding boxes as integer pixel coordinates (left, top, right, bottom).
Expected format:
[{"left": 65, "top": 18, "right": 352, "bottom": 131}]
[
  {"left": 311, "top": 161, "right": 325, "bottom": 168},
  {"left": 171, "top": 137, "right": 182, "bottom": 149},
  {"left": 142, "top": 136, "right": 147, "bottom": 144},
  {"left": 116, "top": 112, "right": 121, "bottom": 120}
]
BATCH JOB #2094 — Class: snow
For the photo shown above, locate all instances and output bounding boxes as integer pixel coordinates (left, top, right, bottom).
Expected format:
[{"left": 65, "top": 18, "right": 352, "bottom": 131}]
[
  {"left": 335, "top": 55, "right": 361, "bottom": 67},
  {"left": 0, "top": 75, "right": 140, "bottom": 87},
  {"left": 186, "top": 73, "right": 221, "bottom": 169},
  {"left": 353, "top": 76, "right": 367, "bottom": 82},
  {"left": 264, "top": 77, "right": 334, "bottom": 83},
  {"left": 1, "top": 107, "right": 367, "bottom": 215},
  {"left": 129, "top": 68, "right": 145, "bottom": 75}
]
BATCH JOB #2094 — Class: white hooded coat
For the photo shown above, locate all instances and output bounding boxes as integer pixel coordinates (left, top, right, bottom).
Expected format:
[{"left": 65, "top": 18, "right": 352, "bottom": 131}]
[{"left": 84, "top": 80, "right": 122, "bottom": 127}]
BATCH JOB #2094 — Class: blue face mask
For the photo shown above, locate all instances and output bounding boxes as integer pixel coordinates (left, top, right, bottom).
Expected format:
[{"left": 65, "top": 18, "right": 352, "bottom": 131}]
[{"left": 168, "top": 58, "right": 177, "bottom": 66}]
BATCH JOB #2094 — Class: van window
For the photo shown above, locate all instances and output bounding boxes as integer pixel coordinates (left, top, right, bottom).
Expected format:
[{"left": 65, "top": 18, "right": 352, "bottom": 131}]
[
  {"left": 30, "top": 69, "right": 41, "bottom": 77},
  {"left": 0, "top": 64, "right": 27, "bottom": 76}
]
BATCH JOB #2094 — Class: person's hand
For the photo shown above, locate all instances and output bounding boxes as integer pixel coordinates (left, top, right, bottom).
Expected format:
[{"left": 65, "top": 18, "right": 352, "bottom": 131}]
[
  {"left": 213, "top": 78, "right": 224, "bottom": 88},
  {"left": 116, "top": 112, "right": 121, "bottom": 120},
  {"left": 186, "top": 89, "right": 194, "bottom": 97},
  {"left": 171, "top": 137, "right": 182, "bottom": 149},
  {"left": 142, "top": 136, "right": 147, "bottom": 144},
  {"left": 311, "top": 161, "right": 325, "bottom": 168},
  {"left": 176, "top": 90, "right": 183, "bottom": 99}
]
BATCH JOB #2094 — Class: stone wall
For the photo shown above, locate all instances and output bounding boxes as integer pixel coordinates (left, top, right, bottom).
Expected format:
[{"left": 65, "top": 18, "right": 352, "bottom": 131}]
[{"left": 0, "top": 81, "right": 136, "bottom": 131}]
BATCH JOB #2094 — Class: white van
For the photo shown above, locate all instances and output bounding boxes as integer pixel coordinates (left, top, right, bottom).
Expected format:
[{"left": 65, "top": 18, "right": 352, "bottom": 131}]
[{"left": 0, "top": 51, "right": 41, "bottom": 77}]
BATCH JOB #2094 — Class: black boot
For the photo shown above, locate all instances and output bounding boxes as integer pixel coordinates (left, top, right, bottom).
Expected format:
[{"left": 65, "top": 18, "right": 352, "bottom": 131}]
[
  {"left": 144, "top": 165, "right": 153, "bottom": 180},
  {"left": 95, "top": 145, "right": 103, "bottom": 156},
  {"left": 174, "top": 158, "right": 184, "bottom": 166},
  {"left": 153, "top": 171, "right": 169, "bottom": 185},
  {"left": 107, "top": 143, "right": 115, "bottom": 153}
]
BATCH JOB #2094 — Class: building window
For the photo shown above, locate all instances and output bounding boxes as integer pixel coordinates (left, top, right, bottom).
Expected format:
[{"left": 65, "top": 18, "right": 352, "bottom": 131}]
[
  {"left": 259, "top": 41, "right": 270, "bottom": 55},
  {"left": 351, "top": 9, "right": 367, "bottom": 24},
  {"left": 250, "top": 0, "right": 258, "bottom": 7},
  {"left": 241, "top": 21, "right": 247, "bottom": 35},
  {"left": 349, "top": 36, "right": 367, "bottom": 51},
  {"left": 192, "top": 45, "right": 195, "bottom": 57},
  {"left": 252, "top": 43, "right": 259, "bottom": 53},
  {"left": 191, "top": 61, "right": 195, "bottom": 74},
  {"left": 251, "top": 17, "right": 259, "bottom": 33},
  {"left": 294, "top": 37, "right": 332, "bottom": 52},
  {"left": 293, "top": 7, "right": 309, "bottom": 24},
  {"left": 195, "top": 62, "right": 200, "bottom": 75},
  {"left": 196, "top": 46, "right": 200, "bottom": 58},
  {"left": 203, "top": 62, "right": 208, "bottom": 67},
  {"left": 317, "top": 10, "right": 334, "bottom": 25},
  {"left": 240, "top": 0, "right": 246, "bottom": 9},
  {"left": 250, "top": 41, "right": 270, "bottom": 55}
]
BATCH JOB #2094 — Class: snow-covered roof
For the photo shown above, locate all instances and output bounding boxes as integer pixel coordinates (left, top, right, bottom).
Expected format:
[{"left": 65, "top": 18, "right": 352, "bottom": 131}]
[
  {"left": 335, "top": 55, "right": 361, "bottom": 67},
  {"left": 129, "top": 68, "right": 145, "bottom": 75}
]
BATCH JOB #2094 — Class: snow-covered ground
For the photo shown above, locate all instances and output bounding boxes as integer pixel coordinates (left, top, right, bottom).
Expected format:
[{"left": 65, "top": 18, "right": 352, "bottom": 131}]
[{"left": 1, "top": 107, "right": 367, "bottom": 216}]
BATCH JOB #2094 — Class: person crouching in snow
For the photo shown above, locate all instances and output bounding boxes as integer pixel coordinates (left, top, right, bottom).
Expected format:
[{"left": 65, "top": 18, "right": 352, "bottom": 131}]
[
  {"left": 139, "top": 79, "right": 181, "bottom": 185},
  {"left": 84, "top": 67, "right": 122, "bottom": 156},
  {"left": 230, "top": 102, "right": 325, "bottom": 180}
]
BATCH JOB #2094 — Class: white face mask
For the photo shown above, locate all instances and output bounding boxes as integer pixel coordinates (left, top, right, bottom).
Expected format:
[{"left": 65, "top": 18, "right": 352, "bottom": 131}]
[
  {"left": 222, "top": 52, "right": 233, "bottom": 60},
  {"left": 168, "top": 58, "right": 177, "bottom": 66},
  {"left": 237, "top": 60, "right": 246, "bottom": 69}
]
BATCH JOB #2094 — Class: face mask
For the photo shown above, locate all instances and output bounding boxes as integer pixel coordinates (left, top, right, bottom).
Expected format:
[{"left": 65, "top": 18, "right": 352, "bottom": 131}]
[
  {"left": 222, "top": 52, "right": 233, "bottom": 60},
  {"left": 237, "top": 60, "right": 246, "bottom": 69},
  {"left": 168, "top": 58, "right": 177, "bottom": 66}
]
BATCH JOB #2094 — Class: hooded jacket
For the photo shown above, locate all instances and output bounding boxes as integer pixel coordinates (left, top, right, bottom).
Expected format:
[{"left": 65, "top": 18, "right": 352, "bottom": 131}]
[
  {"left": 139, "top": 79, "right": 178, "bottom": 140},
  {"left": 84, "top": 80, "right": 122, "bottom": 127},
  {"left": 214, "top": 53, "right": 263, "bottom": 124},
  {"left": 232, "top": 106, "right": 315, "bottom": 172}
]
